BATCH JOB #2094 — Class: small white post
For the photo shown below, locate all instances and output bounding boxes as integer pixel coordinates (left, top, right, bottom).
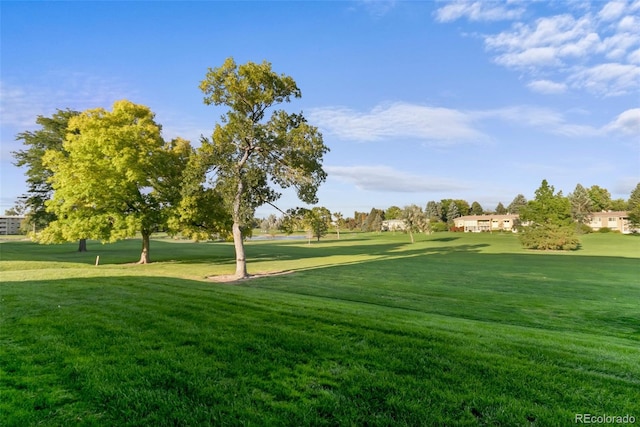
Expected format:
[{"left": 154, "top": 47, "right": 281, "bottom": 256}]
[{"left": 95, "top": 255, "right": 100, "bottom": 266}]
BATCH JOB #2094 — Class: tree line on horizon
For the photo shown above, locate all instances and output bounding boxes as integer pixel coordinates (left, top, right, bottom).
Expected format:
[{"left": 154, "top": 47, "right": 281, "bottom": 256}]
[{"left": 335, "top": 183, "right": 639, "bottom": 233}]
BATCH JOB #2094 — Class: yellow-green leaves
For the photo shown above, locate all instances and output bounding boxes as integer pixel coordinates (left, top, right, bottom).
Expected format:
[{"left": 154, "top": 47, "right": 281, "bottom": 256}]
[{"left": 40, "top": 100, "right": 187, "bottom": 254}]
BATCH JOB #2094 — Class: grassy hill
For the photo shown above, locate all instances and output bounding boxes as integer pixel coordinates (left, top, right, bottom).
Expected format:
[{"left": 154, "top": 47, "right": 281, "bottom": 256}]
[{"left": 1, "top": 232, "right": 639, "bottom": 425}]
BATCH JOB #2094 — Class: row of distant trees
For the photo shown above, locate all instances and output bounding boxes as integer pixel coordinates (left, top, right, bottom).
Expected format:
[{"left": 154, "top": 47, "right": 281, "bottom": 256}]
[
  {"left": 333, "top": 183, "right": 640, "bottom": 234},
  {"left": 252, "top": 180, "right": 639, "bottom": 250}
]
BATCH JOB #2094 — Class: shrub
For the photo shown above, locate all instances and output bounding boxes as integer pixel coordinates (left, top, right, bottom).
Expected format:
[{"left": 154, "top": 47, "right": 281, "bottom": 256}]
[
  {"left": 519, "top": 224, "right": 580, "bottom": 250},
  {"left": 576, "top": 223, "right": 593, "bottom": 234},
  {"left": 430, "top": 221, "right": 448, "bottom": 233},
  {"left": 598, "top": 227, "right": 612, "bottom": 233}
]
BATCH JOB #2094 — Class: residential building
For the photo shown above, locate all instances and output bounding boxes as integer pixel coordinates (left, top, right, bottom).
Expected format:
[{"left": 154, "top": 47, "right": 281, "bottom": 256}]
[
  {"left": 0, "top": 216, "right": 25, "bottom": 235},
  {"left": 454, "top": 211, "right": 635, "bottom": 234},
  {"left": 453, "top": 214, "right": 518, "bottom": 232},
  {"left": 586, "top": 211, "right": 633, "bottom": 234}
]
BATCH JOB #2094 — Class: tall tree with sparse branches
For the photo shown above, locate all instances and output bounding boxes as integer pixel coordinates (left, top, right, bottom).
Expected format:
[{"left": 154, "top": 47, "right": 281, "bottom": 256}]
[{"left": 195, "top": 58, "right": 329, "bottom": 278}]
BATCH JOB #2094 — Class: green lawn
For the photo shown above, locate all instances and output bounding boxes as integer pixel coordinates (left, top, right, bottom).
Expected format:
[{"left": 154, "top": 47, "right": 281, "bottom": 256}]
[{"left": 1, "top": 232, "right": 639, "bottom": 426}]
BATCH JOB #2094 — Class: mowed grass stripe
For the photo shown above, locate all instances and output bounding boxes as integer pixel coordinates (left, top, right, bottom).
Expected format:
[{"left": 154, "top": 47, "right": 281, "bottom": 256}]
[{"left": 1, "top": 233, "right": 639, "bottom": 425}]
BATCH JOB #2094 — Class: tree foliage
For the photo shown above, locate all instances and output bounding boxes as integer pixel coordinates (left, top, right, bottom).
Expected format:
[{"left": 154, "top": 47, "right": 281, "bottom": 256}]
[
  {"left": 519, "top": 180, "right": 579, "bottom": 250},
  {"left": 628, "top": 182, "right": 640, "bottom": 231},
  {"left": 507, "top": 194, "right": 527, "bottom": 214},
  {"left": 362, "top": 208, "right": 384, "bottom": 232},
  {"left": 41, "top": 100, "right": 189, "bottom": 263},
  {"left": 470, "top": 201, "right": 483, "bottom": 215},
  {"left": 495, "top": 202, "right": 507, "bottom": 215},
  {"left": 303, "top": 207, "right": 332, "bottom": 241},
  {"left": 568, "top": 183, "right": 593, "bottom": 225},
  {"left": 588, "top": 185, "right": 611, "bottom": 212},
  {"left": 192, "top": 57, "right": 329, "bottom": 277},
  {"left": 402, "top": 204, "right": 429, "bottom": 243},
  {"left": 13, "top": 109, "right": 80, "bottom": 234},
  {"left": 384, "top": 206, "right": 402, "bottom": 220}
]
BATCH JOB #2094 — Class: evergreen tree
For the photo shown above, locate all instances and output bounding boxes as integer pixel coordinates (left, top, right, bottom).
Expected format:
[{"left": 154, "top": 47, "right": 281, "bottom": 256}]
[
  {"left": 446, "top": 202, "right": 460, "bottom": 223},
  {"left": 568, "top": 183, "right": 593, "bottom": 224},
  {"left": 519, "top": 180, "right": 578, "bottom": 250},
  {"left": 495, "top": 202, "right": 507, "bottom": 215},
  {"left": 470, "top": 201, "right": 483, "bottom": 215},
  {"left": 628, "top": 183, "right": 640, "bottom": 231},
  {"left": 507, "top": 194, "right": 527, "bottom": 214},
  {"left": 425, "top": 201, "right": 439, "bottom": 220}
]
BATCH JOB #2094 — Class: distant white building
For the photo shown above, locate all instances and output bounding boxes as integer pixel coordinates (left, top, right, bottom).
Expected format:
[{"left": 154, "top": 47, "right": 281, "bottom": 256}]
[
  {"left": 381, "top": 219, "right": 406, "bottom": 231},
  {"left": 586, "top": 211, "right": 633, "bottom": 234},
  {"left": 454, "top": 211, "right": 636, "bottom": 234},
  {"left": 454, "top": 214, "right": 519, "bottom": 232},
  {"left": 0, "top": 216, "right": 25, "bottom": 235}
]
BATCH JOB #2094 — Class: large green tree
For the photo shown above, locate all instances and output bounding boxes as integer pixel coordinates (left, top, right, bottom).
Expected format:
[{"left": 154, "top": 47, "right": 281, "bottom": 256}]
[
  {"left": 519, "top": 180, "right": 579, "bottom": 250},
  {"left": 194, "top": 58, "right": 329, "bottom": 278},
  {"left": 12, "top": 109, "right": 87, "bottom": 249},
  {"left": 303, "top": 206, "right": 332, "bottom": 242},
  {"left": 628, "top": 183, "right": 640, "bottom": 231},
  {"left": 588, "top": 185, "right": 612, "bottom": 212},
  {"left": 41, "top": 100, "right": 189, "bottom": 264}
]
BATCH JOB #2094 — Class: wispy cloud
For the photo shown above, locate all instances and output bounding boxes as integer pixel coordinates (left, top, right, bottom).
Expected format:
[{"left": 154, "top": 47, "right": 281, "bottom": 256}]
[
  {"left": 326, "top": 165, "right": 470, "bottom": 193},
  {"left": 310, "top": 102, "right": 636, "bottom": 143},
  {"left": 434, "top": 1, "right": 525, "bottom": 22},
  {"left": 0, "top": 73, "right": 135, "bottom": 130},
  {"left": 527, "top": 79, "right": 568, "bottom": 94},
  {"left": 436, "top": 0, "right": 640, "bottom": 96},
  {"left": 354, "top": 0, "right": 397, "bottom": 17},
  {"left": 602, "top": 108, "right": 640, "bottom": 135},
  {"left": 309, "top": 102, "right": 485, "bottom": 144}
]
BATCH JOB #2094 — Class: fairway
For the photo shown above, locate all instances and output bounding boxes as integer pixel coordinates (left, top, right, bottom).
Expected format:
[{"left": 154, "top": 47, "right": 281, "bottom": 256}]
[{"left": 1, "top": 232, "right": 639, "bottom": 426}]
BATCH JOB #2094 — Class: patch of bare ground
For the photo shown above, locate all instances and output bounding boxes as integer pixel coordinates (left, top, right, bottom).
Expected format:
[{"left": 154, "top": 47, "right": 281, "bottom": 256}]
[{"left": 207, "top": 270, "right": 294, "bottom": 284}]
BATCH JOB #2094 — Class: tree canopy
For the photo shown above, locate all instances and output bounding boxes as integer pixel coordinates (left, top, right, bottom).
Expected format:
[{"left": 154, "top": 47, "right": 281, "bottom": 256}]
[
  {"left": 519, "top": 180, "right": 579, "bottom": 250},
  {"left": 191, "top": 57, "right": 329, "bottom": 278},
  {"left": 41, "top": 100, "right": 189, "bottom": 263},
  {"left": 13, "top": 109, "right": 80, "bottom": 237}
]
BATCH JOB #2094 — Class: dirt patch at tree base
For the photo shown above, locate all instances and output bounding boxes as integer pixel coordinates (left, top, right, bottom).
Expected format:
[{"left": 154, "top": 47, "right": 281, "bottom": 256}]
[{"left": 207, "top": 270, "right": 294, "bottom": 284}]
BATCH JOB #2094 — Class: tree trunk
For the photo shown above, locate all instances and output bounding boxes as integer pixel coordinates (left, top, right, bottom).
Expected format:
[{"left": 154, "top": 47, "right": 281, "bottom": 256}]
[
  {"left": 409, "top": 230, "right": 415, "bottom": 244},
  {"left": 232, "top": 222, "right": 247, "bottom": 278},
  {"left": 138, "top": 232, "right": 151, "bottom": 264},
  {"left": 78, "top": 238, "right": 87, "bottom": 252}
]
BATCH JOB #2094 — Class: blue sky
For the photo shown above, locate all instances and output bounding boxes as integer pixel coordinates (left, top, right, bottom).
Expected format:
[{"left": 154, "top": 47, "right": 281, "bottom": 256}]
[{"left": 1, "top": 1, "right": 639, "bottom": 218}]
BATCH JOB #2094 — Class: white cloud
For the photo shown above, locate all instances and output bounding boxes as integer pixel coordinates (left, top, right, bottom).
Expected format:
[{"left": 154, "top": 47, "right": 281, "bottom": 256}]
[
  {"left": 485, "top": 14, "right": 599, "bottom": 69},
  {"left": 569, "top": 63, "right": 640, "bottom": 96},
  {"left": 598, "top": 1, "right": 627, "bottom": 22},
  {"left": 477, "top": 106, "right": 601, "bottom": 137},
  {"left": 602, "top": 108, "right": 640, "bottom": 135},
  {"left": 527, "top": 79, "right": 568, "bottom": 94},
  {"left": 434, "top": 1, "right": 524, "bottom": 22},
  {"left": 441, "top": 1, "right": 640, "bottom": 96},
  {"left": 309, "top": 102, "right": 485, "bottom": 144},
  {"left": 628, "top": 48, "right": 640, "bottom": 63},
  {"left": 0, "top": 74, "right": 134, "bottom": 130},
  {"left": 311, "top": 102, "right": 635, "bottom": 145},
  {"left": 326, "top": 165, "right": 469, "bottom": 193}
]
